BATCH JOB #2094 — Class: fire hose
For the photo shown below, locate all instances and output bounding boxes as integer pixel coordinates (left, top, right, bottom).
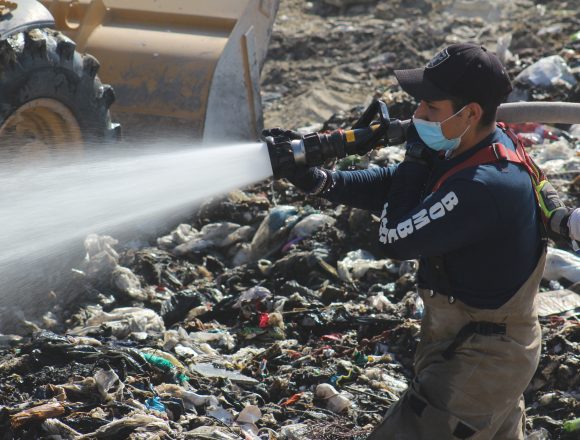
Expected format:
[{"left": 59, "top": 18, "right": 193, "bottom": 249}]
[
  {"left": 266, "top": 101, "right": 580, "bottom": 179},
  {"left": 265, "top": 100, "right": 580, "bottom": 244}
]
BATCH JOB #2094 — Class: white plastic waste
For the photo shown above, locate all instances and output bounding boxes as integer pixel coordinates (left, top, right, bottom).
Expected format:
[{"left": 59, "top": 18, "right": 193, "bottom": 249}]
[
  {"left": 42, "top": 418, "right": 82, "bottom": 437},
  {"left": 289, "top": 213, "right": 336, "bottom": 240},
  {"left": 569, "top": 208, "right": 580, "bottom": 242},
  {"left": 536, "top": 289, "right": 580, "bottom": 317},
  {"left": 495, "top": 33, "right": 513, "bottom": 64},
  {"left": 76, "top": 412, "right": 171, "bottom": 438},
  {"left": 515, "top": 55, "right": 577, "bottom": 88},
  {"left": 544, "top": 247, "right": 580, "bottom": 284},
  {"left": 69, "top": 306, "right": 165, "bottom": 338},
  {"left": 315, "top": 383, "right": 352, "bottom": 413},
  {"left": 157, "top": 224, "right": 198, "bottom": 249},
  {"left": 111, "top": 266, "right": 147, "bottom": 300},
  {"left": 337, "top": 249, "right": 391, "bottom": 282},
  {"left": 533, "top": 138, "right": 575, "bottom": 162},
  {"left": 367, "top": 292, "right": 395, "bottom": 312},
  {"left": 188, "top": 330, "right": 236, "bottom": 351},
  {"left": 84, "top": 234, "right": 119, "bottom": 260},
  {"left": 236, "top": 404, "right": 262, "bottom": 436},
  {"left": 531, "top": 138, "right": 580, "bottom": 175},
  {"left": 155, "top": 383, "right": 218, "bottom": 410},
  {"left": 94, "top": 368, "right": 124, "bottom": 402},
  {"left": 234, "top": 205, "right": 301, "bottom": 264},
  {"left": 525, "top": 427, "right": 551, "bottom": 440},
  {"left": 173, "top": 222, "right": 242, "bottom": 255},
  {"left": 363, "top": 368, "right": 408, "bottom": 395},
  {"left": 207, "top": 405, "right": 235, "bottom": 425}
]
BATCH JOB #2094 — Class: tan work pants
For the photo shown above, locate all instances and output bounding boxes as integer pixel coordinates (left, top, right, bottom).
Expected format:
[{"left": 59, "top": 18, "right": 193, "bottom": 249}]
[{"left": 367, "top": 252, "right": 546, "bottom": 440}]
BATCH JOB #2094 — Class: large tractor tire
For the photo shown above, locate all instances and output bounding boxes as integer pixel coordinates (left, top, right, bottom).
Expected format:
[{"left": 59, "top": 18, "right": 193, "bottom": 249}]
[{"left": 0, "top": 28, "right": 119, "bottom": 158}]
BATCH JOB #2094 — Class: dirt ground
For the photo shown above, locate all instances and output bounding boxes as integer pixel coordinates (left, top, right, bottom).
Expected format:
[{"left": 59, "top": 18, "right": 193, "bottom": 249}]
[{"left": 262, "top": 0, "right": 580, "bottom": 130}]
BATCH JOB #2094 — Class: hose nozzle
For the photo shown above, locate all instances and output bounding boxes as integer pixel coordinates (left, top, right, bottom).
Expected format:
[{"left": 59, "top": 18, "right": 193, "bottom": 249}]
[{"left": 266, "top": 100, "right": 406, "bottom": 179}]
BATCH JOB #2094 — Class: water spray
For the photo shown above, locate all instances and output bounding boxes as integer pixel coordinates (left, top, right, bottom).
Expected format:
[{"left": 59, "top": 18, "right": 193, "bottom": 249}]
[{"left": 0, "top": 140, "right": 273, "bottom": 315}]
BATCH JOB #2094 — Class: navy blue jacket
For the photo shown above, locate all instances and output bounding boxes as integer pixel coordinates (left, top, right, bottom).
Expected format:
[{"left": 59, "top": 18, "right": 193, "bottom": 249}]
[{"left": 324, "top": 126, "right": 544, "bottom": 309}]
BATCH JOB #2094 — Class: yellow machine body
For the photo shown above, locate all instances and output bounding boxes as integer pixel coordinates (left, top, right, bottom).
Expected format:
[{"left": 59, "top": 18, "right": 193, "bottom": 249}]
[{"left": 39, "top": 0, "right": 279, "bottom": 141}]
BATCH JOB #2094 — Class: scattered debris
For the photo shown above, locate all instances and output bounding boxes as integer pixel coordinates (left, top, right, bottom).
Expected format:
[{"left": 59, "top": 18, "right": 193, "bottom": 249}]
[{"left": 0, "top": 0, "right": 579, "bottom": 438}]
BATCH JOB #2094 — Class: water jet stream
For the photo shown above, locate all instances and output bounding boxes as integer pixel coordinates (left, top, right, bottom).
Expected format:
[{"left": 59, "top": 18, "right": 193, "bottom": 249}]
[{"left": 0, "top": 141, "right": 272, "bottom": 309}]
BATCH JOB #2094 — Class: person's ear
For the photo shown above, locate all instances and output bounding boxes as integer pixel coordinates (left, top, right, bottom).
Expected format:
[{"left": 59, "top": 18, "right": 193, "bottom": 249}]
[{"left": 467, "top": 102, "right": 483, "bottom": 125}]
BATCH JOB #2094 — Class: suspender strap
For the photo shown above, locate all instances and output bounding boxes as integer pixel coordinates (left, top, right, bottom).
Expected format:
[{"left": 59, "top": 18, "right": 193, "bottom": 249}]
[
  {"left": 431, "top": 142, "right": 538, "bottom": 193},
  {"left": 428, "top": 126, "right": 549, "bottom": 296},
  {"left": 442, "top": 321, "right": 507, "bottom": 360}
]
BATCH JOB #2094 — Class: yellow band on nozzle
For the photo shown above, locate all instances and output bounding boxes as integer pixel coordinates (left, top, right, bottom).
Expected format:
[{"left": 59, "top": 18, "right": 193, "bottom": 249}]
[{"left": 345, "top": 130, "right": 355, "bottom": 143}]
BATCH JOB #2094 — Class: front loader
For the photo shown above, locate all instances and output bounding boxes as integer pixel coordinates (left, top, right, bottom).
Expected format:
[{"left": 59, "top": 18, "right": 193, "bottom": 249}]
[{"left": 0, "top": 0, "right": 279, "bottom": 155}]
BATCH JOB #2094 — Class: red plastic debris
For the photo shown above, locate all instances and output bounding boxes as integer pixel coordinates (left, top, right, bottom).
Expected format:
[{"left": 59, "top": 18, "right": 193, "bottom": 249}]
[
  {"left": 321, "top": 333, "right": 343, "bottom": 342},
  {"left": 258, "top": 313, "right": 270, "bottom": 328},
  {"left": 281, "top": 393, "right": 303, "bottom": 406}
]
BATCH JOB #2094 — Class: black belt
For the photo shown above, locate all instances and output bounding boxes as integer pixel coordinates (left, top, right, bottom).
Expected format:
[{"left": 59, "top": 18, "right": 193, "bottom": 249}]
[{"left": 442, "top": 321, "right": 507, "bottom": 360}]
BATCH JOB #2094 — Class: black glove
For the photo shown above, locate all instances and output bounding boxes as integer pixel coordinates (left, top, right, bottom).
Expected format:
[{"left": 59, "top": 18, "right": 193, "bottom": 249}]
[{"left": 288, "top": 166, "right": 331, "bottom": 194}]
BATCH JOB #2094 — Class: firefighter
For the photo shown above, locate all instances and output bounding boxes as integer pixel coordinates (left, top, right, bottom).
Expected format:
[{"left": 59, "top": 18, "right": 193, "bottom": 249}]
[{"left": 276, "top": 44, "right": 547, "bottom": 439}]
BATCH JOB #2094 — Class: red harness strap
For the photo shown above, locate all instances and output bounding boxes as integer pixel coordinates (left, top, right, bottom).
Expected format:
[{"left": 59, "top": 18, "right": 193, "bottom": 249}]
[
  {"left": 431, "top": 125, "right": 544, "bottom": 193},
  {"left": 426, "top": 125, "right": 548, "bottom": 300}
]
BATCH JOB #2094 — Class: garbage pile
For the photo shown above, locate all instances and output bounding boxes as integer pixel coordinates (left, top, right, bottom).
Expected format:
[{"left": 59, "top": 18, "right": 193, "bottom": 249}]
[
  {"left": 262, "top": 0, "right": 580, "bottom": 129},
  {"left": 0, "top": 124, "right": 578, "bottom": 438},
  {"left": 0, "top": 0, "right": 579, "bottom": 439}
]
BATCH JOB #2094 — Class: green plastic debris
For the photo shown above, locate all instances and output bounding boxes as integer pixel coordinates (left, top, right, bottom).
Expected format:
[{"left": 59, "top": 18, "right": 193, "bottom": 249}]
[
  {"left": 563, "top": 417, "right": 580, "bottom": 432},
  {"left": 141, "top": 352, "right": 189, "bottom": 384},
  {"left": 571, "top": 30, "right": 580, "bottom": 41},
  {"left": 353, "top": 351, "right": 368, "bottom": 366},
  {"left": 142, "top": 352, "right": 174, "bottom": 371}
]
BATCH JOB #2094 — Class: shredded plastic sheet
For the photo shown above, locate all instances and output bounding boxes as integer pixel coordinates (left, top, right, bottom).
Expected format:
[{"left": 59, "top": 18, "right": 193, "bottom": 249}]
[{"left": 537, "top": 290, "right": 580, "bottom": 317}]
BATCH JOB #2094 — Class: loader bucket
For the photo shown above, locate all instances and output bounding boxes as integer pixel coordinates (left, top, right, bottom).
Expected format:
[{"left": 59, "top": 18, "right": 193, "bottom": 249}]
[{"left": 39, "top": 0, "right": 279, "bottom": 141}]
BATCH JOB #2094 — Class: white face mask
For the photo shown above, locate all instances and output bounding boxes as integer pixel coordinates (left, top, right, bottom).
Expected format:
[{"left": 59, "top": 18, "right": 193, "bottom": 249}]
[{"left": 412, "top": 106, "right": 471, "bottom": 152}]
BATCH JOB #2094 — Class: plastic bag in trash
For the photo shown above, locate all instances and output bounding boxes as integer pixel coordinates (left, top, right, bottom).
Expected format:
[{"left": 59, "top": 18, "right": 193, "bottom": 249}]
[
  {"left": 337, "top": 249, "right": 391, "bottom": 282},
  {"left": 81, "top": 412, "right": 172, "bottom": 437},
  {"left": 367, "top": 292, "right": 395, "bottom": 312},
  {"left": 536, "top": 289, "right": 580, "bottom": 317},
  {"left": 84, "top": 234, "right": 119, "bottom": 260},
  {"left": 234, "top": 286, "right": 272, "bottom": 308},
  {"left": 544, "top": 247, "right": 580, "bottom": 284},
  {"left": 155, "top": 383, "right": 219, "bottom": 411},
  {"left": 289, "top": 213, "right": 336, "bottom": 240},
  {"left": 315, "top": 383, "right": 352, "bottom": 413},
  {"left": 173, "top": 222, "right": 242, "bottom": 255},
  {"left": 525, "top": 427, "right": 551, "bottom": 440},
  {"left": 235, "top": 205, "right": 301, "bottom": 264},
  {"left": 157, "top": 223, "right": 198, "bottom": 249},
  {"left": 94, "top": 368, "right": 124, "bottom": 401},
  {"left": 111, "top": 266, "right": 147, "bottom": 300},
  {"left": 362, "top": 367, "right": 408, "bottom": 396},
  {"left": 236, "top": 404, "right": 262, "bottom": 435},
  {"left": 41, "top": 418, "right": 82, "bottom": 437},
  {"left": 514, "top": 55, "right": 576, "bottom": 89},
  {"left": 69, "top": 306, "right": 165, "bottom": 338}
]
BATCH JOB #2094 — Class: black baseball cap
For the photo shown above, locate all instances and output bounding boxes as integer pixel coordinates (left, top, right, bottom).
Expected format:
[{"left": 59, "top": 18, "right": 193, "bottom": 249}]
[{"left": 394, "top": 44, "right": 512, "bottom": 108}]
